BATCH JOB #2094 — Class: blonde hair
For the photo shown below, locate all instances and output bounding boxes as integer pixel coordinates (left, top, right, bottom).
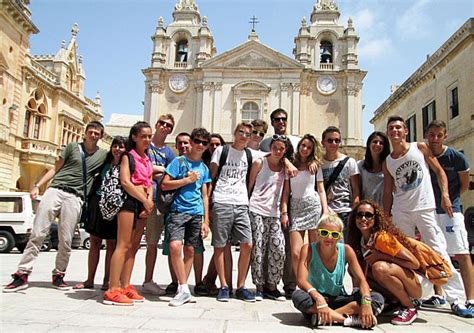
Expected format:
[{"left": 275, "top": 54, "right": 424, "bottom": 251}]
[
  {"left": 315, "top": 213, "right": 344, "bottom": 232},
  {"left": 233, "top": 121, "right": 253, "bottom": 134}
]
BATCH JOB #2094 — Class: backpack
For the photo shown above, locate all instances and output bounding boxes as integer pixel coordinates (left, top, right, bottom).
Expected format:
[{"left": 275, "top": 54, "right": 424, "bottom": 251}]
[
  {"left": 406, "top": 237, "right": 453, "bottom": 286},
  {"left": 99, "top": 153, "right": 135, "bottom": 221},
  {"left": 216, "top": 144, "right": 253, "bottom": 185},
  {"left": 156, "top": 156, "right": 188, "bottom": 214}
]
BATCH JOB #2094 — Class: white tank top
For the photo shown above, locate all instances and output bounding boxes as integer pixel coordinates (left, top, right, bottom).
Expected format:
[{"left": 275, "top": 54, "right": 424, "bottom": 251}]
[
  {"left": 386, "top": 142, "right": 435, "bottom": 212},
  {"left": 290, "top": 170, "right": 317, "bottom": 199},
  {"left": 249, "top": 158, "right": 286, "bottom": 218}
]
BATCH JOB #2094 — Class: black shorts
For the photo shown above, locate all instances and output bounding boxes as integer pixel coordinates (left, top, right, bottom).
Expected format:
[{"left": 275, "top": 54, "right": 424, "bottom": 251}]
[{"left": 120, "top": 194, "right": 144, "bottom": 226}]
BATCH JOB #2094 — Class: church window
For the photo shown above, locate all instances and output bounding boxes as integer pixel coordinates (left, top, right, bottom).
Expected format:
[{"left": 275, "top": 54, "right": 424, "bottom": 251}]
[
  {"left": 422, "top": 101, "right": 436, "bottom": 133},
  {"left": 242, "top": 101, "right": 259, "bottom": 122},
  {"left": 23, "top": 89, "right": 47, "bottom": 139},
  {"left": 175, "top": 40, "right": 188, "bottom": 63},
  {"left": 320, "top": 41, "right": 333, "bottom": 64},
  {"left": 449, "top": 87, "right": 459, "bottom": 119},
  {"left": 407, "top": 115, "right": 416, "bottom": 142}
]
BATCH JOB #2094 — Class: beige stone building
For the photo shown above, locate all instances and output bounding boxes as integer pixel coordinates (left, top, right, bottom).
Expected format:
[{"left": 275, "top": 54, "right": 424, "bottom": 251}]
[
  {"left": 143, "top": 0, "right": 366, "bottom": 153},
  {"left": 0, "top": 0, "right": 107, "bottom": 192},
  {"left": 371, "top": 18, "right": 473, "bottom": 211}
]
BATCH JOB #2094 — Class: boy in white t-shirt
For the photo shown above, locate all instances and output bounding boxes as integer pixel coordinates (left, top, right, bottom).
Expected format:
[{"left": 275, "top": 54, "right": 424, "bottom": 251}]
[{"left": 210, "top": 122, "right": 255, "bottom": 303}]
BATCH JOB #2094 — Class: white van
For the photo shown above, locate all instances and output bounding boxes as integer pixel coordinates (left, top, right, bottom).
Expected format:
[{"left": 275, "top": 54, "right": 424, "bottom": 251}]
[{"left": 0, "top": 192, "right": 37, "bottom": 253}]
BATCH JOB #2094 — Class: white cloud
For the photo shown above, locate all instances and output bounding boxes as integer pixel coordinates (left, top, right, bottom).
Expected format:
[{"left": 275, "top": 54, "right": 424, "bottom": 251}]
[
  {"left": 396, "top": 0, "right": 433, "bottom": 39},
  {"left": 345, "top": 7, "right": 393, "bottom": 60},
  {"left": 359, "top": 38, "right": 393, "bottom": 59},
  {"left": 353, "top": 8, "right": 374, "bottom": 33}
]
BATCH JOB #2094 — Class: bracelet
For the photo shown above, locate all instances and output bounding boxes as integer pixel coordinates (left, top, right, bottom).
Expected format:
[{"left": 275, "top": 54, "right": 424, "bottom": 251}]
[
  {"left": 317, "top": 303, "right": 328, "bottom": 309},
  {"left": 361, "top": 299, "right": 372, "bottom": 306},
  {"left": 281, "top": 212, "right": 288, "bottom": 215},
  {"left": 33, "top": 184, "right": 39, "bottom": 188},
  {"left": 307, "top": 287, "right": 316, "bottom": 293}
]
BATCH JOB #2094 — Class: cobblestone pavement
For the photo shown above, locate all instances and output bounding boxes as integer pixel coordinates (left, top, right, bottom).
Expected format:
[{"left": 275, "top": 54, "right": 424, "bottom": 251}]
[{"left": 1, "top": 243, "right": 473, "bottom": 332}]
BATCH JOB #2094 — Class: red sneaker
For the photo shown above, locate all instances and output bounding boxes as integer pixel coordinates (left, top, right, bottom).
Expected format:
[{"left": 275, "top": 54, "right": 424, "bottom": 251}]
[
  {"left": 123, "top": 285, "right": 145, "bottom": 302},
  {"left": 391, "top": 307, "right": 417, "bottom": 325},
  {"left": 103, "top": 289, "right": 134, "bottom": 306}
]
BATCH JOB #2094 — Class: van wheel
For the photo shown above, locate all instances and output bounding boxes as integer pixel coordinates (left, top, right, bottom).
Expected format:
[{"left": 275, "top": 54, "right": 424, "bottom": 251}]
[
  {"left": 83, "top": 238, "right": 91, "bottom": 250},
  {"left": 0, "top": 231, "right": 15, "bottom": 253}
]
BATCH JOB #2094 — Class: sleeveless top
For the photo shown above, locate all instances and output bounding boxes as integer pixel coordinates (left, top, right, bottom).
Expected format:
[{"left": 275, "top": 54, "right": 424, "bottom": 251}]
[
  {"left": 290, "top": 170, "right": 317, "bottom": 199},
  {"left": 249, "top": 157, "right": 286, "bottom": 218},
  {"left": 308, "top": 242, "right": 346, "bottom": 297},
  {"left": 385, "top": 143, "right": 435, "bottom": 212}
]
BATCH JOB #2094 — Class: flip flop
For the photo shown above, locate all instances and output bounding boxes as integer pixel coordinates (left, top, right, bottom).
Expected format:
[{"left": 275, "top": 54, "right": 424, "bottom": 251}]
[{"left": 73, "top": 282, "right": 94, "bottom": 290}]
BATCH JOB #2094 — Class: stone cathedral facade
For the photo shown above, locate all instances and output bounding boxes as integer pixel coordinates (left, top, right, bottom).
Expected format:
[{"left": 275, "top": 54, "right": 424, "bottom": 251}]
[{"left": 143, "top": 0, "right": 366, "bottom": 148}]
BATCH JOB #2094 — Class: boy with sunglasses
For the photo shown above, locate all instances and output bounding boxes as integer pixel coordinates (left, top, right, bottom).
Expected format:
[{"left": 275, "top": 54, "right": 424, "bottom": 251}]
[
  {"left": 317, "top": 126, "right": 360, "bottom": 234},
  {"left": 142, "top": 114, "right": 176, "bottom": 296},
  {"left": 210, "top": 122, "right": 255, "bottom": 302},
  {"left": 161, "top": 128, "right": 212, "bottom": 306}
]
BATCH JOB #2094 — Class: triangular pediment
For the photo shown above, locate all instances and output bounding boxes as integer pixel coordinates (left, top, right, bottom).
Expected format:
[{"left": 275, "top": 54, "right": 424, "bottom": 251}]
[{"left": 202, "top": 40, "right": 304, "bottom": 69}]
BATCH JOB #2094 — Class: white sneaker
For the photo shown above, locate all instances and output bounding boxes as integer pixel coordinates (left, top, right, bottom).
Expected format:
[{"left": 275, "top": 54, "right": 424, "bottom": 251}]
[
  {"left": 169, "top": 290, "right": 192, "bottom": 307},
  {"left": 343, "top": 315, "right": 377, "bottom": 328},
  {"left": 142, "top": 281, "right": 166, "bottom": 296}
]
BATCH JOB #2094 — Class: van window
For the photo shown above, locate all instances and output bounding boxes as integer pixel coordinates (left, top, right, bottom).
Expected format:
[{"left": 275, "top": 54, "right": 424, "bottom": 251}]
[{"left": 0, "top": 197, "right": 23, "bottom": 213}]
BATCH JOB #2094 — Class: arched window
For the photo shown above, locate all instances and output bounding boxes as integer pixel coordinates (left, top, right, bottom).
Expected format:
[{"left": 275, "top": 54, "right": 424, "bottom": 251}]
[
  {"left": 23, "top": 89, "right": 47, "bottom": 139},
  {"left": 175, "top": 40, "right": 188, "bottom": 62},
  {"left": 320, "top": 41, "right": 333, "bottom": 63},
  {"left": 242, "top": 102, "right": 259, "bottom": 122}
]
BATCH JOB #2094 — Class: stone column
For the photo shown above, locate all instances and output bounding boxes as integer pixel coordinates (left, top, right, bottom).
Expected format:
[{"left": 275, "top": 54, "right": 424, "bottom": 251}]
[
  {"left": 194, "top": 83, "right": 203, "bottom": 128},
  {"left": 145, "top": 80, "right": 164, "bottom": 126},
  {"left": 201, "top": 82, "right": 213, "bottom": 129},
  {"left": 291, "top": 83, "right": 301, "bottom": 135},
  {"left": 212, "top": 82, "right": 222, "bottom": 133}
]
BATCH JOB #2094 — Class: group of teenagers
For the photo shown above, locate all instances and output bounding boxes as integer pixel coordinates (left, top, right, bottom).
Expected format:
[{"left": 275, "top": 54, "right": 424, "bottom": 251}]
[{"left": 3, "top": 108, "right": 473, "bottom": 328}]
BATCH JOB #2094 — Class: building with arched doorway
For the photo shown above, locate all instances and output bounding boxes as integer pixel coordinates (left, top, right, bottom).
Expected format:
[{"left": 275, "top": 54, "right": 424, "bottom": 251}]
[
  {"left": 143, "top": 0, "right": 366, "bottom": 156},
  {"left": 0, "top": 0, "right": 107, "bottom": 192}
]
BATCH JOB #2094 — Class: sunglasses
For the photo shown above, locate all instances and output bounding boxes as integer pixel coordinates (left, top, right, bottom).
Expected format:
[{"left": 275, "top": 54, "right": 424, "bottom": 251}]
[
  {"left": 252, "top": 130, "right": 266, "bottom": 138},
  {"left": 272, "top": 134, "right": 288, "bottom": 142},
  {"left": 326, "top": 138, "right": 341, "bottom": 144},
  {"left": 192, "top": 138, "right": 209, "bottom": 146},
  {"left": 159, "top": 120, "right": 174, "bottom": 129},
  {"left": 238, "top": 129, "right": 251, "bottom": 138},
  {"left": 318, "top": 228, "right": 342, "bottom": 240},
  {"left": 272, "top": 117, "right": 287, "bottom": 122},
  {"left": 356, "top": 212, "right": 375, "bottom": 219}
]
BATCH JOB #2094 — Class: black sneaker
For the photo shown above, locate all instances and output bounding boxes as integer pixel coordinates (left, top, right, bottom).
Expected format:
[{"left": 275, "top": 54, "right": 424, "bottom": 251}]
[
  {"left": 52, "top": 273, "right": 70, "bottom": 290},
  {"left": 263, "top": 288, "right": 286, "bottom": 302},
  {"left": 165, "top": 281, "right": 178, "bottom": 295},
  {"left": 3, "top": 272, "right": 28, "bottom": 293},
  {"left": 194, "top": 282, "right": 210, "bottom": 296}
]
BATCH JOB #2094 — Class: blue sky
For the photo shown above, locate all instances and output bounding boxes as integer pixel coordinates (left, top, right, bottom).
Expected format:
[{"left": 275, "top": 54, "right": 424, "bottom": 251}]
[{"left": 29, "top": 0, "right": 473, "bottom": 141}]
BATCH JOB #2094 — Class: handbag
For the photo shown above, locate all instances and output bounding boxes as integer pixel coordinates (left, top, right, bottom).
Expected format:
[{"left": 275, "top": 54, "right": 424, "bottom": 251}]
[{"left": 156, "top": 156, "right": 189, "bottom": 214}]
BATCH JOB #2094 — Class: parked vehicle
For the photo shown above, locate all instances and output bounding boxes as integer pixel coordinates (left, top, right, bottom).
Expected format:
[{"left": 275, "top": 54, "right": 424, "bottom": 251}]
[
  {"left": 0, "top": 192, "right": 38, "bottom": 253},
  {"left": 42, "top": 224, "right": 83, "bottom": 251}
]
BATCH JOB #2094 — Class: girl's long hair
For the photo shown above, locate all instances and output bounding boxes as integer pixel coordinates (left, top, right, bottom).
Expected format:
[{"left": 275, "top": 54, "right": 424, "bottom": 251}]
[
  {"left": 363, "top": 131, "right": 390, "bottom": 171},
  {"left": 293, "top": 134, "right": 322, "bottom": 169},
  {"left": 105, "top": 136, "right": 127, "bottom": 164},
  {"left": 127, "top": 121, "right": 151, "bottom": 152},
  {"left": 346, "top": 200, "right": 417, "bottom": 259}
]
